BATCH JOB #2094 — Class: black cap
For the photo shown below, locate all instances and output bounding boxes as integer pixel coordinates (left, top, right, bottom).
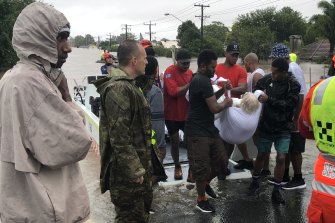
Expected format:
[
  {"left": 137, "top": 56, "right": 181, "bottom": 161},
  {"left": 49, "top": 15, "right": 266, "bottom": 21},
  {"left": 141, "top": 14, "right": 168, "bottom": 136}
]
[{"left": 226, "top": 43, "right": 240, "bottom": 54}]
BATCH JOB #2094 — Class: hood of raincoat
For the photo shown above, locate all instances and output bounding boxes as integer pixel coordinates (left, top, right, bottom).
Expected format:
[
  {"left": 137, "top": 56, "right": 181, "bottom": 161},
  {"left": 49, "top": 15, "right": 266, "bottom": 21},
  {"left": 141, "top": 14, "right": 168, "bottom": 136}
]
[{"left": 12, "top": 2, "right": 70, "bottom": 85}]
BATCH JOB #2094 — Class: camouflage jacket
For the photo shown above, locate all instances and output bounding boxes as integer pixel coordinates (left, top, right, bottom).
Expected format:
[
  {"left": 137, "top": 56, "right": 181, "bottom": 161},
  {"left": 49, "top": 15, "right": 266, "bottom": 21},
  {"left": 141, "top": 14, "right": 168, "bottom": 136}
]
[{"left": 95, "top": 69, "right": 152, "bottom": 193}]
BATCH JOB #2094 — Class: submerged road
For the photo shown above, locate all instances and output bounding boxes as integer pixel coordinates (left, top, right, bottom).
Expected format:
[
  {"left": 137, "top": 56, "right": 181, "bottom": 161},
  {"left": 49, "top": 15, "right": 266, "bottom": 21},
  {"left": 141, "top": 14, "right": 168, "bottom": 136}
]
[{"left": 82, "top": 139, "right": 318, "bottom": 223}]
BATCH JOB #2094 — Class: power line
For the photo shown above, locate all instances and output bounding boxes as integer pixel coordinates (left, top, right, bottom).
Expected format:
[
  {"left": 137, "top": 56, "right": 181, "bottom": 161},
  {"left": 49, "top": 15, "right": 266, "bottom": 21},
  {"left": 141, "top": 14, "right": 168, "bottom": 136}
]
[
  {"left": 144, "top": 21, "right": 156, "bottom": 41},
  {"left": 122, "top": 24, "right": 131, "bottom": 39},
  {"left": 195, "top": 3, "right": 210, "bottom": 49}
]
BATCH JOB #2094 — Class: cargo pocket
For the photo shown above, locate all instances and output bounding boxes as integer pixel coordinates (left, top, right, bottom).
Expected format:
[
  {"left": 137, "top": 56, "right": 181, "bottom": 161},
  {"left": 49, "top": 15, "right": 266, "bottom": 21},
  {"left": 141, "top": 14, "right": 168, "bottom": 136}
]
[{"left": 307, "top": 204, "right": 323, "bottom": 223}]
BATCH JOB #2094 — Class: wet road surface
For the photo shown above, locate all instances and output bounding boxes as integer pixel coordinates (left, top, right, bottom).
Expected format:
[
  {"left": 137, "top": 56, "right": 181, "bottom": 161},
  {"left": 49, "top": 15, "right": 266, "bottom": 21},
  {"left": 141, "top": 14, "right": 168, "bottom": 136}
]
[{"left": 82, "top": 139, "right": 317, "bottom": 223}]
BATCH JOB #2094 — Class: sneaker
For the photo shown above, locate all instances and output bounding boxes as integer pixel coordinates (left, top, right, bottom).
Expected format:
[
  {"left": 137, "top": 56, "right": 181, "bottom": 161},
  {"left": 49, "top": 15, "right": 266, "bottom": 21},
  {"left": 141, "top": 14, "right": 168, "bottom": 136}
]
[
  {"left": 272, "top": 189, "right": 285, "bottom": 204},
  {"left": 149, "top": 209, "right": 155, "bottom": 214},
  {"left": 234, "top": 160, "right": 253, "bottom": 170},
  {"left": 282, "top": 176, "right": 291, "bottom": 184},
  {"left": 248, "top": 180, "right": 260, "bottom": 195},
  {"left": 218, "top": 168, "right": 231, "bottom": 181},
  {"left": 267, "top": 177, "right": 289, "bottom": 186},
  {"left": 174, "top": 165, "right": 183, "bottom": 180},
  {"left": 281, "top": 178, "right": 306, "bottom": 190},
  {"left": 260, "top": 169, "right": 271, "bottom": 177},
  {"left": 205, "top": 184, "right": 218, "bottom": 198},
  {"left": 196, "top": 200, "right": 215, "bottom": 213}
]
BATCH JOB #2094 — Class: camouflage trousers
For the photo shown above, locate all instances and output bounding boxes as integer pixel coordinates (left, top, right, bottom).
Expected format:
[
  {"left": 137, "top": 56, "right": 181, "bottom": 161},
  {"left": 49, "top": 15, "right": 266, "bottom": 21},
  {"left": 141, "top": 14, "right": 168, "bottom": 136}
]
[{"left": 110, "top": 183, "right": 153, "bottom": 223}]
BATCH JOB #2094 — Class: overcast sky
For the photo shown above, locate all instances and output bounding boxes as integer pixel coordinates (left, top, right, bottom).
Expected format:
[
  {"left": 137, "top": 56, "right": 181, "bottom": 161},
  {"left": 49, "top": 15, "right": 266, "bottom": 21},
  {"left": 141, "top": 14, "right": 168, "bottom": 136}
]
[{"left": 44, "top": 0, "right": 321, "bottom": 41}]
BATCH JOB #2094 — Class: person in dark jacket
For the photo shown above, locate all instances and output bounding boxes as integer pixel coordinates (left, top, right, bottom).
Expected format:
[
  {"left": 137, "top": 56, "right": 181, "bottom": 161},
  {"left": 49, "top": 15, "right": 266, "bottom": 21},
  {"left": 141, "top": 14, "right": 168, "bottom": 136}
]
[{"left": 248, "top": 58, "right": 301, "bottom": 204}]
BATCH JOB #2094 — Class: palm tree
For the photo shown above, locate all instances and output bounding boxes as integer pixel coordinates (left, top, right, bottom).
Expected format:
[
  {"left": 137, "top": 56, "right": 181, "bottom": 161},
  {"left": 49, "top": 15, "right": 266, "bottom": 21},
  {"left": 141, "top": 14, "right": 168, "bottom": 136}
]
[{"left": 311, "top": 0, "right": 335, "bottom": 58}]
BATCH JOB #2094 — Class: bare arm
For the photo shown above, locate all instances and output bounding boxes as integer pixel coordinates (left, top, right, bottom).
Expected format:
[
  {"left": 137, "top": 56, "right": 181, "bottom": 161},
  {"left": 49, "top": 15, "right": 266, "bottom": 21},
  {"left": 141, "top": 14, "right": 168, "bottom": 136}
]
[
  {"left": 206, "top": 95, "right": 233, "bottom": 114},
  {"left": 252, "top": 73, "right": 263, "bottom": 91},
  {"left": 231, "top": 82, "right": 247, "bottom": 96},
  {"left": 215, "top": 81, "right": 231, "bottom": 99},
  {"left": 177, "top": 83, "right": 190, "bottom": 96},
  {"left": 292, "top": 94, "right": 304, "bottom": 131}
]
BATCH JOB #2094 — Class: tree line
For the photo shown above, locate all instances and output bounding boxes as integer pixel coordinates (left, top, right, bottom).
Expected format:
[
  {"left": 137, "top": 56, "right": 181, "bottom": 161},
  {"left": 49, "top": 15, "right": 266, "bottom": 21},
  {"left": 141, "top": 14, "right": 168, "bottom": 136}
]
[
  {"left": 177, "top": 2, "right": 335, "bottom": 60},
  {"left": 1, "top": 0, "right": 335, "bottom": 70}
]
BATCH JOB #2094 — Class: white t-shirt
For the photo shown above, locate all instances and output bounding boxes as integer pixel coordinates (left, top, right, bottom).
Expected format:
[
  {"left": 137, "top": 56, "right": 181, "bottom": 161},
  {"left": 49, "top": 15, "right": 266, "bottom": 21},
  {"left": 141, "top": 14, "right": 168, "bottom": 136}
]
[
  {"left": 214, "top": 90, "right": 263, "bottom": 144},
  {"left": 289, "top": 62, "right": 307, "bottom": 97},
  {"left": 247, "top": 68, "right": 266, "bottom": 92}
]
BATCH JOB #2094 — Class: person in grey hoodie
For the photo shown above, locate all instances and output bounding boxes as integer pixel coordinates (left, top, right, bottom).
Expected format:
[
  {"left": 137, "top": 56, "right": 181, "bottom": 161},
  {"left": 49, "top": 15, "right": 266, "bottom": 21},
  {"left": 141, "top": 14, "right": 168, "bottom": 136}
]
[{"left": 0, "top": 2, "right": 92, "bottom": 222}]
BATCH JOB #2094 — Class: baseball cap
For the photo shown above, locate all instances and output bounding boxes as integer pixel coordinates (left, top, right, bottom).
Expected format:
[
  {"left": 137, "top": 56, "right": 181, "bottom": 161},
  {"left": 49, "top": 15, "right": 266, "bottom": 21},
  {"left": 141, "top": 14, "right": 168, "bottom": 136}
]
[
  {"left": 140, "top": 39, "right": 152, "bottom": 49},
  {"left": 176, "top": 49, "right": 191, "bottom": 61},
  {"left": 270, "top": 43, "right": 289, "bottom": 59},
  {"left": 226, "top": 43, "right": 240, "bottom": 54}
]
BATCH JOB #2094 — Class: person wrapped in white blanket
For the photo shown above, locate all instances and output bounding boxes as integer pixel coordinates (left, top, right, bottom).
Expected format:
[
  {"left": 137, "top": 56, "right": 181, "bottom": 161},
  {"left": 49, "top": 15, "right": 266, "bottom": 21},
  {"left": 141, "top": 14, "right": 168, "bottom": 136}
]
[
  {"left": 186, "top": 83, "right": 264, "bottom": 144},
  {"left": 213, "top": 85, "right": 264, "bottom": 144}
]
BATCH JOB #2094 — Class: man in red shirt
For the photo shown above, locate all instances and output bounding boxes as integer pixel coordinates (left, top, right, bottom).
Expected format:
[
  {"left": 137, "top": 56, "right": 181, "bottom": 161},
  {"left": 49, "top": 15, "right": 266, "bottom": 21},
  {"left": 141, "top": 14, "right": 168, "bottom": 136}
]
[
  {"left": 164, "top": 49, "right": 193, "bottom": 180},
  {"left": 215, "top": 43, "right": 252, "bottom": 171}
]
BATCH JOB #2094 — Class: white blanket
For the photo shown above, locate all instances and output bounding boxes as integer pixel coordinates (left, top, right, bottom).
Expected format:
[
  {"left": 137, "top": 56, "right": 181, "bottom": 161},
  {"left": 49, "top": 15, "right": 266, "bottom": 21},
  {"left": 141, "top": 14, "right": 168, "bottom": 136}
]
[{"left": 214, "top": 88, "right": 264, "bottom": 144}]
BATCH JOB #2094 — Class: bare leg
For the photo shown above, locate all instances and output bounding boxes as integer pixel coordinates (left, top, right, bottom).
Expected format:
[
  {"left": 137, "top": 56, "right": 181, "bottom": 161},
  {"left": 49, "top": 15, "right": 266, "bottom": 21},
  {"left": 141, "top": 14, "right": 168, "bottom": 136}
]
[
  {"left": 237, "top": 143, "right": 251, "bottom": 161},
  {"left": 274, "top": 153, "right": 286, "bottom": 182},
  {"left": 170, "top": 132, "right": 180, "bottom": 165},
  {"left": 253, "top": 152, "right": 269, "bottom": 176},
  {"left": 263, "top": 153, "right": 270, "bottom": 171},
  {"left": 291, "top": 153, "right": 302, "bottom": 175}
]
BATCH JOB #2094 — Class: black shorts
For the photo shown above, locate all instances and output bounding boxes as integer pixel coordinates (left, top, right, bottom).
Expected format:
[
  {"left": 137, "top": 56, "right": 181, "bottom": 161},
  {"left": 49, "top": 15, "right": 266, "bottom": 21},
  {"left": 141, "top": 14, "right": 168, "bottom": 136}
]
[
  {"left": 289, "top": 132, "right": 306, "bottom": 153},
  {"left": 165, "top": 120, "right": 185, "bottom": 135}
]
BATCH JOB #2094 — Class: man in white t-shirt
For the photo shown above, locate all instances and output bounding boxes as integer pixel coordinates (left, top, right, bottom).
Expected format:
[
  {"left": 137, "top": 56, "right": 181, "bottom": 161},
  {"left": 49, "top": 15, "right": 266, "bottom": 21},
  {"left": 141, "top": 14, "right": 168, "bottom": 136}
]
[{"left": 244, "top": 53, "right": 266, "bottom": 92}]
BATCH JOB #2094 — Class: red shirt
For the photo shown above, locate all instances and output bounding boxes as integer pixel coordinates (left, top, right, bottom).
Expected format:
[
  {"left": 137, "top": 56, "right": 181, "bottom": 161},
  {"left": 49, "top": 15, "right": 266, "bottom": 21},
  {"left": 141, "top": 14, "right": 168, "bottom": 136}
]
[
  {"left": 215, "top": 63, "right": 247, "bottom": 98},
  {"left": 163, "top": 65, "right": 192, "bottom": 121}
]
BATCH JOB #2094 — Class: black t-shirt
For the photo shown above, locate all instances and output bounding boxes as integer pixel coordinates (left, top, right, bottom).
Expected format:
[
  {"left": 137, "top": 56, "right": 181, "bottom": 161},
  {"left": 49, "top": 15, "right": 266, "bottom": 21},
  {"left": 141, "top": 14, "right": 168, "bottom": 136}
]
[{"left": 185, "top": 72, "right": 219, "bottom": 137}]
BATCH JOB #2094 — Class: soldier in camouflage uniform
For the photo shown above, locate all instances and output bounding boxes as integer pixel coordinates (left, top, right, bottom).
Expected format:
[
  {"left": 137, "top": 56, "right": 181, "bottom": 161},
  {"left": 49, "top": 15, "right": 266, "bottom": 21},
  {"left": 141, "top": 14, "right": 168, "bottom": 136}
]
[{"left": 94, "top": 40, "right": 152, "bottom": 223}]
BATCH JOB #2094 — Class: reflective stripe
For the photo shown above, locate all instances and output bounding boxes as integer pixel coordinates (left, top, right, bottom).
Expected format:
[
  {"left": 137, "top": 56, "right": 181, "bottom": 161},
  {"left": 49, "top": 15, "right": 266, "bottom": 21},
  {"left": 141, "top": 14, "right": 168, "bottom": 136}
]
[
  {"left": 314, "top": 154, "right": 335, "bottom": 188},
  {"left": 321, "top": 153, "right": 335, "bottom": 163},
  {"left": 312, "top": 179, "right": 335, "bottom": 196},
  {"left": 314, "top": 77, "right": 332, "bottom": 105},
  {"left": 311, "top": 77, "right": 335, "bottom": 155}
]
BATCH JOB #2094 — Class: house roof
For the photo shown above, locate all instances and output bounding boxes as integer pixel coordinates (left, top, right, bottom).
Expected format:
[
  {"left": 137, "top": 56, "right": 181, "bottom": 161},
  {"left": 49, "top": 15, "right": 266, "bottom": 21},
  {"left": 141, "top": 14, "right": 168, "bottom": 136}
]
[{"left": 300, "top": 39, "right": 333, "bottom": 60}]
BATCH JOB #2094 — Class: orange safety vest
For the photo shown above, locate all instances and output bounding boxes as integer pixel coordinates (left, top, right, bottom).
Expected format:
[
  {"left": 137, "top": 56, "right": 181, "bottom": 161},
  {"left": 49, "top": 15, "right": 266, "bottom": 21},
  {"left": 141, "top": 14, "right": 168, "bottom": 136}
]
[{"left": 314, "top": 154, "right": 335, "bottom": 188}]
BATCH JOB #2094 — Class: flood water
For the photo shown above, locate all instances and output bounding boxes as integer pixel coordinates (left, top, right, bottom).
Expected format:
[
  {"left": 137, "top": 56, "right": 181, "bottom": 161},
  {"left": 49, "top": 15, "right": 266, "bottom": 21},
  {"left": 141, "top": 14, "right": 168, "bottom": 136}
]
[{"left": 62, "top": 48, "right": 327, "bottom": 95}]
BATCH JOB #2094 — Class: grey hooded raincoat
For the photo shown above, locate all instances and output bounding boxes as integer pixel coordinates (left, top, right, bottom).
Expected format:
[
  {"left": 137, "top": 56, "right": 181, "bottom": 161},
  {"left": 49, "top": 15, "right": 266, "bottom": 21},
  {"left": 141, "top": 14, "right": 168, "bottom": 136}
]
[{"left": 0, "top": 2, "right": 92, "bottom": 222}]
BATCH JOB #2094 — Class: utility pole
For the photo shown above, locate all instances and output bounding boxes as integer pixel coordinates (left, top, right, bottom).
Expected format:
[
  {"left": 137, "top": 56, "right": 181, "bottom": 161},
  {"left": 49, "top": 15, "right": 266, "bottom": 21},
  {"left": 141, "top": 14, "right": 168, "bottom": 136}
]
[
  {"left": 194, "top": 4, "right": 209, "bottom": 50},
  {"left": 106, "top": 33, "right": 112, "bottom": 49},
  {"left": 122, "top": 24, "right": 131, "bottom": 40},
  {"left": 144, "top": 20, "right": 156, "bottom": 41}
]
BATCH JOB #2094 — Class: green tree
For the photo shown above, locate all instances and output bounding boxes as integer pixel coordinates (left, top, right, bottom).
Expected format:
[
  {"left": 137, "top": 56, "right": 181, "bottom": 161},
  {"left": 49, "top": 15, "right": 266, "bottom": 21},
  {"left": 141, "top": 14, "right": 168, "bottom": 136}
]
[
  {"left": 230, "top": 6, "right": 307, "bottom": 58},
  {"left": 303, "top": 20, "right": 321, "bottom": 45},
  {"left": 177, "top": 20, "right": 201, "bottom": 54},
  {"left": 116, "top": 33, "right": 136, "bottom": 43},
  {"left": 202, "top": 21, "right": 229, "bottom": 56},
  {"left": 84, "top": 34, "right": 95, "bottom": 45},
  {"left": 0, "top": 0, "right": 35, "bottom": 70},
  {"left": 228, "top": 25, "right": 275, "bottom": 60},
  {"left": 274, "top": 7, "right": 307, "bottom": 42},
  {"left": 73, "top": 35, "right": 86, "bottom": 47},
  {"left": 235, "top": 7, "right": 276, "bottom": 30},
  {"left": 311, "top": 0, "right": 335, "bottom": 57}
]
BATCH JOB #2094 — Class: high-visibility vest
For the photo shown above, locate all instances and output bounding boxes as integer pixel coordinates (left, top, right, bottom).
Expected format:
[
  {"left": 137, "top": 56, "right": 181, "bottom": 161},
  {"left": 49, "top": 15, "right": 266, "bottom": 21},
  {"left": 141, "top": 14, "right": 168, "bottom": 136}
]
[
  {"left": 151, "top": 130, "right": 156, "bottom": 145},
  {"left": 311, "top": 77, "right": 335, "bottom": 156}
]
